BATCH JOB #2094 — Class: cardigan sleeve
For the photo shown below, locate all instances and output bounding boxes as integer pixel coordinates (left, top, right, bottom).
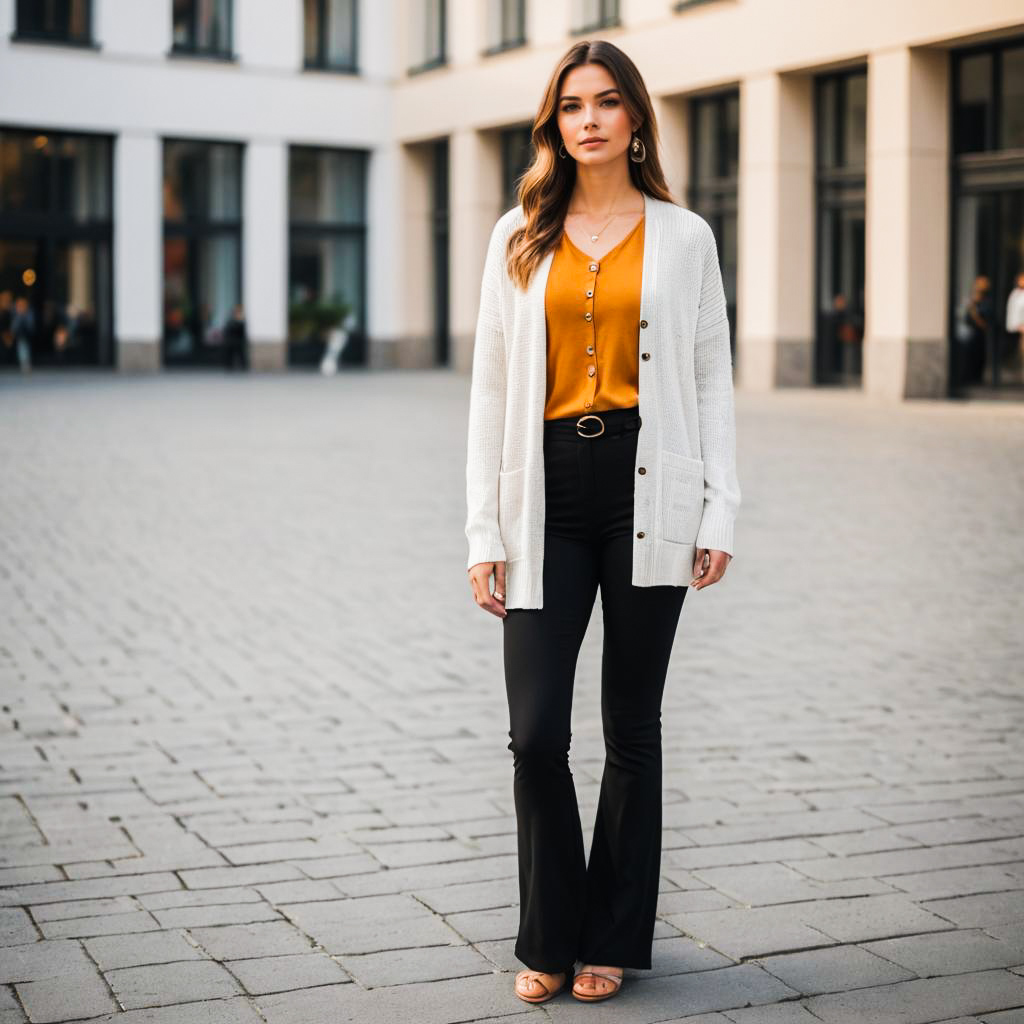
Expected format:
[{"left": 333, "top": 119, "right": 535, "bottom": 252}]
[
  {"left": 692, "top": 218, "right": 741, "bottom": 556},
  {"left": 465, "top": 219, "right": 510, "bottom": 570}
]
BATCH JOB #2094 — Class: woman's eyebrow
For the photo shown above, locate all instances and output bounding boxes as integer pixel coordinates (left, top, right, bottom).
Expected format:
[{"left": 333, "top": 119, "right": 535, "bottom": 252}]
[{"left": 559, "top": 88, "right": 620, "bottom": 101}]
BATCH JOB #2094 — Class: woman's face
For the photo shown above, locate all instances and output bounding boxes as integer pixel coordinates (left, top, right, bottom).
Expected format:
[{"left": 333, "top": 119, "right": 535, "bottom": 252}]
[{"left": 556, "top": 63, "right": 638, "bottom": 166}]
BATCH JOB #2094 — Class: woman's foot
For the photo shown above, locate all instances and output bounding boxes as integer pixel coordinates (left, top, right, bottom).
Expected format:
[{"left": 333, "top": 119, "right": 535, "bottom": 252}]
[
  {"left": 513, "top": 968, "right": 568, "bottom": 1003},
  {"left": 572, "top": 964, "right": 624, "bottom": 1001}
]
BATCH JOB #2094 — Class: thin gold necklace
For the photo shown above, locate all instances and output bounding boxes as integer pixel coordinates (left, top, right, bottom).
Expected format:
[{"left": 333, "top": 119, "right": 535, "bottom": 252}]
[{"left": 570, "top": 184, "right": 627, "bottom": 242}]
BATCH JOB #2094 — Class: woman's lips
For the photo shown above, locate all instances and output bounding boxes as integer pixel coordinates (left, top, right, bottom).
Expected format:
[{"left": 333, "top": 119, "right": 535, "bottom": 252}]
[{"left": 581, "top": 140, "right": 605, "bottom": 147}]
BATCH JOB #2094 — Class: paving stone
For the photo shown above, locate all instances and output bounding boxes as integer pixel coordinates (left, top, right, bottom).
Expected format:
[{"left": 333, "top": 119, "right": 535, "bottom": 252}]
[
  {"left": 15, "top": 968, "right": 116, "bottom": 1022},
  {"left": 150, "top": 904, "right": 281, "bottom": 930},
  {"left": 226, "top": 953, "right": 350, "bottom": 995},
  {"left": 861, "top": 928, "right": 1024, "bottom": 976},
  {"left": 803, "top": 969, "right": 1024, "bottom": 1023},
  {"left": 753, "top": 944, "right": 914, "bottom": 995},
  {"left": 29, "top": 898, "right": 137, "bottom": 924},
  {"left": 0, "top": 941, "right": 92, "bottom": 983},
  {"left": 83, "top": 931, "right": 205, "bottom": 971},
  {"left": 921, "top": 891, "right": 1024, "bottom": 928},
  {"left": 38, "top": 912, "right": 159, "bottom": 940},
  {"left": 188, "top": 921, "right": 313, "bottom": 960},
  {"left": 337, "top": 943, "right": 495, "bottom": 988},
  {"left": 0, "top": 913, "right": 36, "bottom": 948},
  {"left": 105, "top": 960, "right": 240, "bottom": 1009}
]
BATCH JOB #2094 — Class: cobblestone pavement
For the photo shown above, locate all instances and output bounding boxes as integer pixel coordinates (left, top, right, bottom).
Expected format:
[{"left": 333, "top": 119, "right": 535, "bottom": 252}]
[{"left": 1, "top": 371, "right": 1023, "bottom": 1024}]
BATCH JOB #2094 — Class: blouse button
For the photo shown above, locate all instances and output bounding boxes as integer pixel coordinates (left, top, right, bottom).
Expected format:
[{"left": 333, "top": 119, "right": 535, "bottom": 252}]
[
  {"left": 589, "top": 263, "right": 598, "bottom": 272},
  {"left": 636, "top": 531, "right": 645, "bottom": 539},
  {"left": 640, "top": 319, "right": 648, "bottom": 329},
  {"left": 586, "top": 345, "right": 594, "bottom": 355},
  {"left": 587, "top": 366, "right": 595, "bottom": 377},
  {"left": 584, "top": 312, "right": 592, "bottom": 321},
  {"left": 638, "top": 467, "right": 646, "bottom": 474},
  {"left": 641, "top": 352, "right": 650, "bottom": 360},
  {"left": 586, "top": 290, "right": 593, "bottom": 297}
]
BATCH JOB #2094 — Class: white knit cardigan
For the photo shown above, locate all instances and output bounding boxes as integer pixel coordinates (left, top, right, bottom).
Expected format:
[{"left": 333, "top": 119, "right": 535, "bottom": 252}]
[{"left": 465, "top": 191, "right": 740, "bottom": 610}]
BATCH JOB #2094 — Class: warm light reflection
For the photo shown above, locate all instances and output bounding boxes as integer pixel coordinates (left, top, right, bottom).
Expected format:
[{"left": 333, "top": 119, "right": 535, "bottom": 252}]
[
  {"left": 21, "top": 269, "right": 36, "bottom": 286},
  {"left": 33, "top": 135, "right": 48, "bottom": 150}
]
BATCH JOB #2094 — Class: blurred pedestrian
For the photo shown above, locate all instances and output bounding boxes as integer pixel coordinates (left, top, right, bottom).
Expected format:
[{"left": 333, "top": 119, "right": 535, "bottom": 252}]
[
  {"left": 465, "top": 40, "right": 739, "bottom": 1007},
  {"left": 223, "top": 303, "right": 249, "bottom": 371},
  {"left": 10, "top": 296, "right": 36, "bottom": 374},
  {"left": 961, "top": 275, "right": 992, "bottom": 385}
]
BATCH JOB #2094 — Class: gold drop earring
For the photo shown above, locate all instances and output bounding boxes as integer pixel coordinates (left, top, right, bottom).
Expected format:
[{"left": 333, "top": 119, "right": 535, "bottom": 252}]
[{"left": 629, "top": 135, "right": 647, "bottom": 163}]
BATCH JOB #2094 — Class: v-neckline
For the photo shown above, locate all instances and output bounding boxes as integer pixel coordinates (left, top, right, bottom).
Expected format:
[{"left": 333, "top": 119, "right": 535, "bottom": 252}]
[{"left": 562, "top": 214, "right": 645, "bottom": 263}]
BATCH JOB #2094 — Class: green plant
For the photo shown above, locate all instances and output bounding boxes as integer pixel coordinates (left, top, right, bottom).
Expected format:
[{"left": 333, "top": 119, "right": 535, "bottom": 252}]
[{"left": 288, "top": 295, "right": 352, "bottom": 339}]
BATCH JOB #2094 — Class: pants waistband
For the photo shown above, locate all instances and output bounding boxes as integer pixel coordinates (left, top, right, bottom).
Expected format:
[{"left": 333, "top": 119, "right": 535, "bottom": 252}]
[{"left": 543, "top": 405, "right": 641, "bottom": 440}]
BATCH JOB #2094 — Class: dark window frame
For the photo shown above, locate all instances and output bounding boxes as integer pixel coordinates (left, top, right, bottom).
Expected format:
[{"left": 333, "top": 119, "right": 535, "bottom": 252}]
[
  {"left": 500, "top": 125, "right": 534, "bottom": 212},
  {"left": 287, "top": 145, "right": 370, "bottom": 368},
  {"left": 483, "top": 0, "right": 527, "bottom": 57},
  {"left": 161, "top": 137, "right": 244, "bottom": 367},
  {"left": 687, "top": 89, "right": 739, "bottom": 361},
  {"left": 407, "top": 0, "right": 447, "bottom": 75},
  {"left": 812, "top": 67, "right": 868, "bottom": 388},
  {"left": 12, "top": 0, "right": 96, "bottom": 48},
  {"left": 570, "top": 0, "right": 620, "bottom": 34},
  {"left": 304, "top": 0, "right": 359, "bottom": 74},
  {"left": 170, "top": 0, "right": 235, "bottom": 60}
]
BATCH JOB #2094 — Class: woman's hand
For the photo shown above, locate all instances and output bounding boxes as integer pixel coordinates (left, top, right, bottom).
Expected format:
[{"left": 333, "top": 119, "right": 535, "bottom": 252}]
[
  {"left": 690, "top": 548, "right": 731, "bottom": 590},
  {"left": 469, "top": 561, "right": 508, "bottom": 618}
]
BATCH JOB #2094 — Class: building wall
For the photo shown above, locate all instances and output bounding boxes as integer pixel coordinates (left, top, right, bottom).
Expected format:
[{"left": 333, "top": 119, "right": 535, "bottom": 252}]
[
  {"left": 1, "top": 0, "right": 1022, "bottom": 398},
  {"left": 394, "top": 0, "right": 1024, "bottom": 398},
  {"left": 0, "top": 0, "right": 399, "bottom": 370}
]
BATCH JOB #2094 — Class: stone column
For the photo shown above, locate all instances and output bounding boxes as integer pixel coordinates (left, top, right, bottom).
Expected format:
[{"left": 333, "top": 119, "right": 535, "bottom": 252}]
[
  {"left": 736, "top": 71, "right": 815, "bottom": 391},
  {"left": 449, "top": 126, "right": 503, "bottom": 374},
  {"left": 114, "top": 133, "right": 161, "bottom": 372},
  {"left": 864, "top": 47, "right": 949, "bottom": 400},
  {"left": 243, "top": 139, "right": 287, "bottom": 370}
]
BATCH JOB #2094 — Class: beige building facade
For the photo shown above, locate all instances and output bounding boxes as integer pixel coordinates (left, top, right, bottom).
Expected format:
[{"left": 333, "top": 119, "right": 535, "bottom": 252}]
[{"left": 397, "top": 0, "right": 1024, "bottom": 403}]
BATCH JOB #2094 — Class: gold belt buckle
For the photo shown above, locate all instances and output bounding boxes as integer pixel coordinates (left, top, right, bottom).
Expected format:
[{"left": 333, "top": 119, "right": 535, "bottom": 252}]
[{"left": 576, "top": 414, "right": 605, "bottom": 438}]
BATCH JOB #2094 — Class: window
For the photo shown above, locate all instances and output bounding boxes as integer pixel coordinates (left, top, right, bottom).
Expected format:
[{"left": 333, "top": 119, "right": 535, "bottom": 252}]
[
  {"left": 162, "top": 140, "right": 243, "bottom": 366},
  {"left": 953, "top": 41, "right": 1024, "bottom": 154},
  {"left": 485, "top": 0, "right": 526, "bottom": 56},
  {"left": 304, "top": 0, "right": 358, "bottom": 72},
  {"left": 950, "top": 37, "right": 1024, "bottom": 394},
  {"left": 408, "top": 0, "right": 446, "bottom": 74},
  {"left": 688, "top": 91, "right": 739, "bottom": 361},
  {"left": 570, "top": 0, "right": 619, "bottom": 33},
  {"left": 813, "top": 69, "right": 867, "bottom": 387},
  {"left": 14, "top": 0, "right": 92, "bottom": 45},
  {"left": 501, "top": 127, "right": 534, "bottom": 211},
  {"left": 0, "top": 128, "right": 113, "bottom": 368},
  {"left": 288, "top": 148, "right": 368, "bottom": 367},
  {"left": 171, "top": 0, "right": 232, "bottom": 58}
]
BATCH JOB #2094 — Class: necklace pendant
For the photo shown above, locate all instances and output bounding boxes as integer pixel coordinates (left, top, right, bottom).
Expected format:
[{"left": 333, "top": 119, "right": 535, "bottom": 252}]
[{"left": 590, "top": 234, "right": 599, "bottom": 242}]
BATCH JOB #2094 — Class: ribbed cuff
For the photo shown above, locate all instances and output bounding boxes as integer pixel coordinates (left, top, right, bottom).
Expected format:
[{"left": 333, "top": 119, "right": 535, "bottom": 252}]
[
  {"left": 694, "top": 505, "right": 734, "bottom": 556},
  {"left": 466, "top": 529, "right": 507, "bottom": 571}
]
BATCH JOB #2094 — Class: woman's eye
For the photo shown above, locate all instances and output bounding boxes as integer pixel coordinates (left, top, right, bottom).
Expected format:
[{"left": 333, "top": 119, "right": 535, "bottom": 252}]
[{"left": 561, "top": 99, "right": 618, "bottom": 111}]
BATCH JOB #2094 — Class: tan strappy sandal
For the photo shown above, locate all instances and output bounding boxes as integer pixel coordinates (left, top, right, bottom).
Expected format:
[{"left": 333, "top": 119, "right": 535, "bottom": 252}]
[
  {"left": 513, "top": 965, "right": 574, "bottom": 1004},
  {"left": 572, "top": 967, "right": 623, "bottom": 1002}
]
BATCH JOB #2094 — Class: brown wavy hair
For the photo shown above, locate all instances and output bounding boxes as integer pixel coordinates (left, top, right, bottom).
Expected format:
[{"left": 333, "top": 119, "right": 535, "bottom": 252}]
[{"left": 505, "top": 39, "right": 678, "bottom": 291}]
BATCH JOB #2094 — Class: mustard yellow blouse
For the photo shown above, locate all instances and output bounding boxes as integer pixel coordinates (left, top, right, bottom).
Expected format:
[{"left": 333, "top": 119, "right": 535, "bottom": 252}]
[{"left": 543, "top": 216, "right": 645, "bottom": 421}]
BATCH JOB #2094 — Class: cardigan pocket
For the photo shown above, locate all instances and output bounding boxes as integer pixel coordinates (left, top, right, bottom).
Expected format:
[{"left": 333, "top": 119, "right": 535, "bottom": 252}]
[
  {"left": 497, "top": 466, "right": 527, "bottom": 561},
  {"left": 660, "top": 450, "right": 705, "bottom": 545}
]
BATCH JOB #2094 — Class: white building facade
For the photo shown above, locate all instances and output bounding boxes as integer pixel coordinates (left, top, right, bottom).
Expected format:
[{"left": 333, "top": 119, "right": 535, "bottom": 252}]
[{"left": 1, "top": 0, "right": 1023, "bottom": 401}]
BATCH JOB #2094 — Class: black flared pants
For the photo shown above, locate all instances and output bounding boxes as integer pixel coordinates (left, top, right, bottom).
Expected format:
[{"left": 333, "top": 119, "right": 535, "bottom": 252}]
[{"left": 502, "top": 405, "right": 687, "bottom": 973}]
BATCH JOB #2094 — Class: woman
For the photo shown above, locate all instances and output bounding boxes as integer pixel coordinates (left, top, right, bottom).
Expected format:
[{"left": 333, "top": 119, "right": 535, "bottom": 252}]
[{"left": 465, "top": 39, "right": 740, "bottom": 1004}]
